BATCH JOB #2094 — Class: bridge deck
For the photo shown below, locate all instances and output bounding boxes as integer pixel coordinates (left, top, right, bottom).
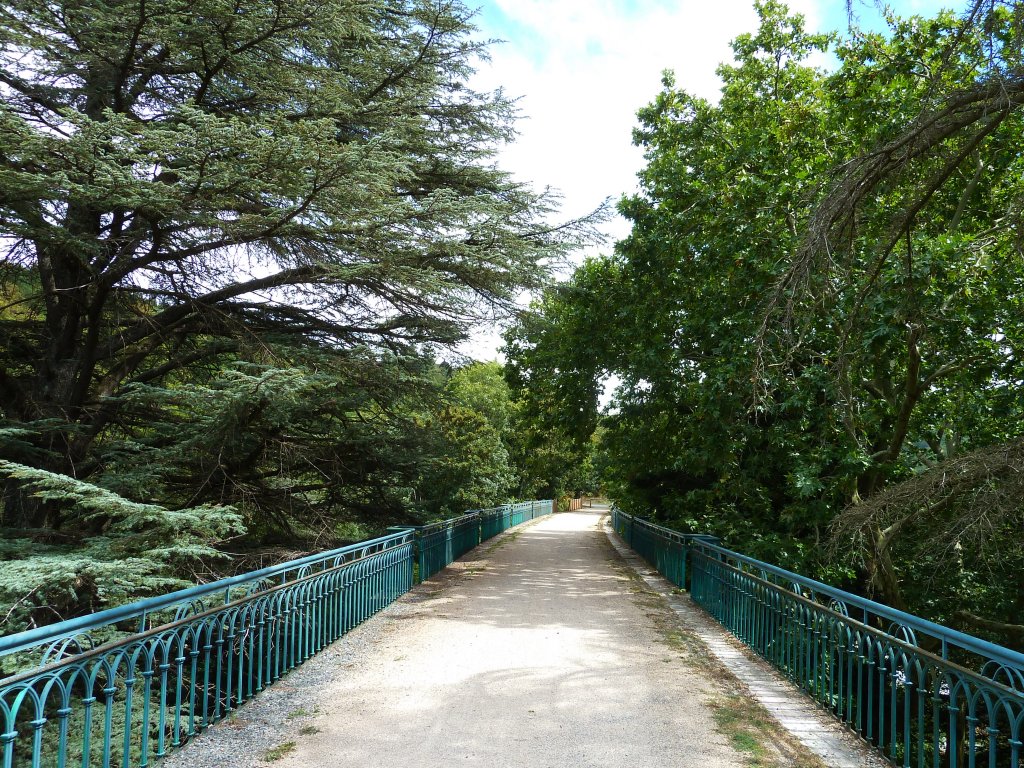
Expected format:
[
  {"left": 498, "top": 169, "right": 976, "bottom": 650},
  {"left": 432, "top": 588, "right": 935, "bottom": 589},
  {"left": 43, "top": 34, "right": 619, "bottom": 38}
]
[{"left": 166, "top": 507, "right": 827, "bottom": 767}]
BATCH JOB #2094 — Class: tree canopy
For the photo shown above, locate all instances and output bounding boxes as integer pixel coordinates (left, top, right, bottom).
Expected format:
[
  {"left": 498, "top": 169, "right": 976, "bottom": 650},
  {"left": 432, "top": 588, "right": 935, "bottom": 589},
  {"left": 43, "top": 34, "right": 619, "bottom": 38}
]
[
  {"left": 0, "top": 0, "right": 596, "bottom": 633},
  {"left": 0, "top": 0, "right": 594, "bottom": 515},
  {"left": 506, "top": 0, "right": 1024, "bottom": 647}
]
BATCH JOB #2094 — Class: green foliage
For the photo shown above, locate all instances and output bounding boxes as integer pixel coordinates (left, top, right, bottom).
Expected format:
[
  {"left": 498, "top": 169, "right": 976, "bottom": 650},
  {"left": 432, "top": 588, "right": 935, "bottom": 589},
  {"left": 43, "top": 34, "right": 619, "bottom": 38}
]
[
  {"left": 0, "top": 0, "right": 597, "bottom": 632},
  {"left": 416, "top": 362, "right": 516, "bottom": 517},
  {"left": 506, "top": 0, "right": 1024, "bottom": 641},
  {"left": 502, "top": 260, "right": 612, "bottom": 499},
  {"left": 446, "top": 362, "right": 514, "bottom": 435},
  {"left": 99, "top": 353, "right": 441, "bottom": 537},
  {"left": 0, "top": 0, "right": 592, "bottom": 520},
  {"left": 0, "top": 461, "right": 241, "bottom": 632}
]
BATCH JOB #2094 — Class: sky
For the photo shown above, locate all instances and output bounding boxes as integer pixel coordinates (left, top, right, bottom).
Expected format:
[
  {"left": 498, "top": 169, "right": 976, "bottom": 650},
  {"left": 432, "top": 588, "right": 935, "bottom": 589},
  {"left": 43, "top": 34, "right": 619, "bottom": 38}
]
[{"left": 460, "top": 0, "right": 956, "bottom": 360}]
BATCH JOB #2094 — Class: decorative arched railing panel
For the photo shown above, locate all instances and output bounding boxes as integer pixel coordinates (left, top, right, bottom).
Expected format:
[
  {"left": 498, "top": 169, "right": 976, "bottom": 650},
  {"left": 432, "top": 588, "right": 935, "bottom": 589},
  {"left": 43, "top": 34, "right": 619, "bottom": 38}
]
[
  {"left": 0, "top": 535, "right": 414, "bottom": 768},
  {"left": 1, "top": 500, "right": 553, "bottom": 767},
  {"left": 407, "top": 500, "right": 552, "bottom": 582},
  {"left": 610, "top": 506, "right": 1024, "bottom": 768}
]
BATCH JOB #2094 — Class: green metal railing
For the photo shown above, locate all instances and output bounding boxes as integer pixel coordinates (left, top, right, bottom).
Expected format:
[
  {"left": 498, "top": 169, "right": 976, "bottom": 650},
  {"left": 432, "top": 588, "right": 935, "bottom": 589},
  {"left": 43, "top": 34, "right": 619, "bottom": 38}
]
[
  {"left": 611, "top": 508, "right": 716, "bottom": 589},
  {"left": 610, "top": 506, "right": 1024, "bottom": 768},
  {"left": 479, "top": 505, "right": 510, "bottom": 541},
  {"left": 413, "top": 511, "right": 482, "bottom": 582},
  {"left": 0, "top": 499, "right": 551, "bottom": 767},
  {"left": 410, "top": 501, "right": 552, "bottom": 582}
]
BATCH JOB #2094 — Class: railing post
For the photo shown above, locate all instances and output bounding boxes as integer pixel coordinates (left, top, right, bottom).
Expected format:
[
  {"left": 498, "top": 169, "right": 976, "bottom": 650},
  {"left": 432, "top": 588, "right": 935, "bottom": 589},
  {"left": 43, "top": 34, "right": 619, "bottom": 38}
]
[
  {"left": 387, "top": 526, "right": 418, "bottom": 584},
  {"left": 417, "top": 529, "right": 426, "bottom": 584},
  {"left": 605, "top": 512, "right": 1024, "bottom": 768},
  {"left": 681, "top": 537, "right": 688, "bottom": 591}
]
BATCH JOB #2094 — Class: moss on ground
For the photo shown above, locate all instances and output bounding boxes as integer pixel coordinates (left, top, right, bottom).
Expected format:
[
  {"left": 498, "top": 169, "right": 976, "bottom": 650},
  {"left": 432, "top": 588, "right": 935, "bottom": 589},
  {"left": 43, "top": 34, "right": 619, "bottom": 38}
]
[{"left": 262, "top": 741, "right": 296, "bottom": 762}]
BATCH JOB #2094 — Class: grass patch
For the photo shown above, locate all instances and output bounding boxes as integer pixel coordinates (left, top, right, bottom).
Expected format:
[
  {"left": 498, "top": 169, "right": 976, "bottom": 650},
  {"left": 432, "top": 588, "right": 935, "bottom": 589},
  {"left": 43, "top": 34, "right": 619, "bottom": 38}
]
[
  {"left": 262, "top": 741, "right": 296, "bottom": 762},
  {"left": 710, "top": 694, "right": 824, "bottom": 768},
  {"left": 484, "top": 528, "right": 523, "bottom": 554},
  {"left": 285, "top": 707, "right": 311, "bottom": 720},
  {"left": 712, "top": 697, "right": 772, "bottom": 765},
  {"left": 298, "top": 725, "right": 320, "bottom": 736}
]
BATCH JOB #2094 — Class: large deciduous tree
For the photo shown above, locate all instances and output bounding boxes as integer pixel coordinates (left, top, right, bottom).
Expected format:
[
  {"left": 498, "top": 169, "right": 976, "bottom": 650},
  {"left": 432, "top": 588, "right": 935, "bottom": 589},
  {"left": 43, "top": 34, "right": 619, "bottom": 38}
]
[
  {"left": 507, "top": 1, "right": 1024, "bottom": 644},
  {"left": 502, "top": 260, "right": 611, "bottom": 500}
]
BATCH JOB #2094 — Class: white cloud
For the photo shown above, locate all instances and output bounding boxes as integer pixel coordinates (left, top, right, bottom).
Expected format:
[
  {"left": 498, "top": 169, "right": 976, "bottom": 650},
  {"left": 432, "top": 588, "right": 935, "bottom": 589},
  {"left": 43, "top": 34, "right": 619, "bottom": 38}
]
[
  {"left": 459, "top": 0, "right": 828, "bottom": 359},
  {"left": 457, "top": 1, "right": 964, "bottom": 360},
  {"left": 471, "top": 0, "right": 825, "bottom": 231}
]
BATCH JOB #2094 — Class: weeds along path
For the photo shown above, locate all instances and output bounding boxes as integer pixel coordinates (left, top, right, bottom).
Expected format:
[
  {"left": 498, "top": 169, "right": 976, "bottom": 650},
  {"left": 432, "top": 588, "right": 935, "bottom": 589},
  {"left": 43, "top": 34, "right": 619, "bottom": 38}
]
[{"left": 170, "top": 507, "right": 822, "bottom": 768}]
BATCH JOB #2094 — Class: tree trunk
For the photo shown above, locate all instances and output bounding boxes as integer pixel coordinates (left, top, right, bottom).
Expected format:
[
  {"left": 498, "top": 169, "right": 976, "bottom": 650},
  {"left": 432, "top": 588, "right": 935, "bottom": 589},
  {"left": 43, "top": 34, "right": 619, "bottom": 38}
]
[
  {"left": 1, "top": 478, "right": 47, "bottom": 529},
  {"left": 865, "top": 525, "right": 908, "bottom": 613}
]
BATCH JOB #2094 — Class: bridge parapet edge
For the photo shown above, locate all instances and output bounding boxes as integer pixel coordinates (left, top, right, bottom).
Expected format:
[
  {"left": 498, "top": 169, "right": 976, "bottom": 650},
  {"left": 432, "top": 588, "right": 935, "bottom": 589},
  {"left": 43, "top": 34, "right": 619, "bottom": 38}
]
[
  {"left": 0, "top": 499, "right": 552, "bottom": 768},
  {"left": 610, "top": 505, "right": 1024, "bottom": 768}
]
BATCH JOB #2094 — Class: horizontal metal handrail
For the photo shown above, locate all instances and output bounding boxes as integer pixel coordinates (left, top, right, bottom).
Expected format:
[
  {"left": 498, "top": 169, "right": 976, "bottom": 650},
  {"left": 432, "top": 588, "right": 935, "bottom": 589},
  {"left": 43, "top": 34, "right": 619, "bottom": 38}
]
[
  {"left": 689, "top": 538, "right": 1024, "bottom": 672},
  {"left": 0, "top": 542, "right": 398, "bottom": 689},
  {"left": 477, "top": 504, "right": 511, "bottom": 517},
  {"left": 612, "top": 506, "right": 1024, "bottom": 674},
  {"left": 1, "top": 501, "right": 556, "bottom": 661},
  {"left": 410, "top": 501, "right": 553, "bottom": 581},
  {"left": 415, "top": 510, "right": 482, "bottom": 535},
  {"left": 694, "top": 551, "right": 1022, "bottom": 698},
  {"left": 0, "top": 529, "right": 415, "bottom": 658},
  {"left": 610, "top": 505, "right": 1024, "bottom": 768},
  {"left": 1, "top": 537, "right": 415, "bottom": 768},
  {"left": 0, "top": 499, "right": 553, "bottom": 768}
]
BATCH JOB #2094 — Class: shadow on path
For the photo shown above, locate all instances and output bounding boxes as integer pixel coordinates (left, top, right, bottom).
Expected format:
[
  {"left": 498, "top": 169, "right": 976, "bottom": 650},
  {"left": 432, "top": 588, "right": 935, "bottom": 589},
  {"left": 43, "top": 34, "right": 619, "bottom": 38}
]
[{"left": 275, "top": 508, "right": 740, "bottom": 768}]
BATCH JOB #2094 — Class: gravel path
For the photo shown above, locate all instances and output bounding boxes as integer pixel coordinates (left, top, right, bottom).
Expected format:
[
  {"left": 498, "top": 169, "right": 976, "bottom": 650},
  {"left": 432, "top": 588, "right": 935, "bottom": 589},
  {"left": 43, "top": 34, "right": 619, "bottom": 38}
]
[
  {"left": 276, "top": 507, "right": 741, "bottom": 767},
  {"left": 169, "top": 507, "right": 750, "bottom": 767}
]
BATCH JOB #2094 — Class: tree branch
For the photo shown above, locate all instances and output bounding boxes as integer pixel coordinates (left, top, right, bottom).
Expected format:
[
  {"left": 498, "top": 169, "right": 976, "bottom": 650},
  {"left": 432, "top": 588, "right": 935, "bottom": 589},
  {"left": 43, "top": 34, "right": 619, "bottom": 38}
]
[{"left": 953, "top": 610, "right": 1024, "bottom": 645}]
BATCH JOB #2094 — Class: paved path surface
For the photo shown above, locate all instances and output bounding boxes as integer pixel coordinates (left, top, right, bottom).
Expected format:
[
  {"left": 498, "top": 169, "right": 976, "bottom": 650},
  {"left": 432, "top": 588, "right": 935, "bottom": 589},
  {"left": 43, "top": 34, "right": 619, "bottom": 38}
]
[
  {"left": 276, "top": 507, "right": 740, "bottom": 767},
  {"left": 168, "top": 506, "right": 883, "bottom": 768}
]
